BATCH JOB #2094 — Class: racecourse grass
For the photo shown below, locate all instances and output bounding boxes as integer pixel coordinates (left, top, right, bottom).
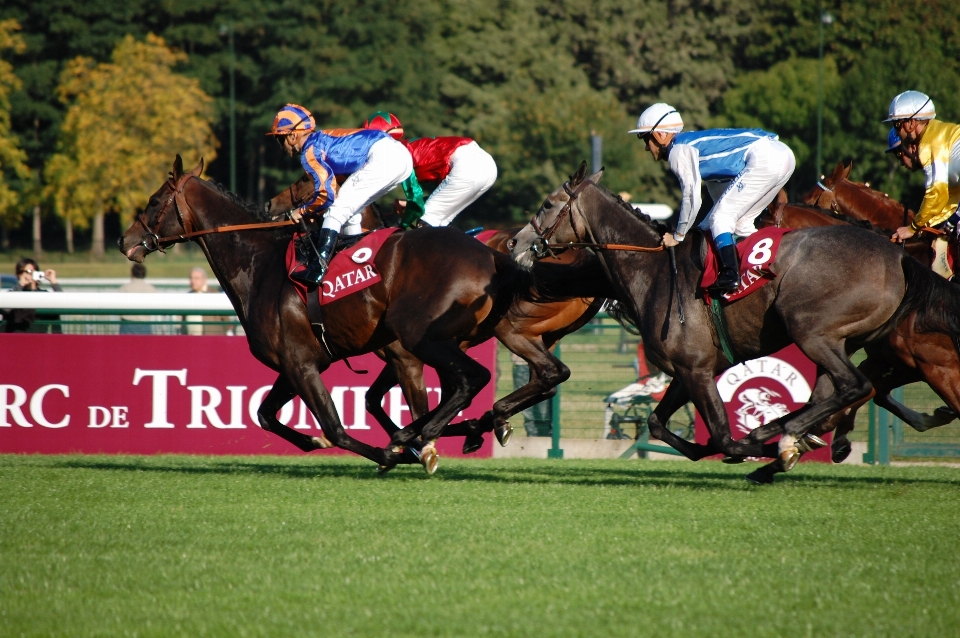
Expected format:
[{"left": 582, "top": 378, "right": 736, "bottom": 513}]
[{"left": 1, "top": 455, "right": 958, "bottom": 637}]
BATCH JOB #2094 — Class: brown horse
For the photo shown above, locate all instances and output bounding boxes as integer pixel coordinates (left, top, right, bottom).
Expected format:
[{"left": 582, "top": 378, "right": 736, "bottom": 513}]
[
  {"left": 802, "top": 161, "right": 915, "bottom": 230},
  {"left": 119, "top": 156, "right": 600, "bottom": 474},
  {"left": 266, "top": 177, "right": 604, "bottom": 453}
]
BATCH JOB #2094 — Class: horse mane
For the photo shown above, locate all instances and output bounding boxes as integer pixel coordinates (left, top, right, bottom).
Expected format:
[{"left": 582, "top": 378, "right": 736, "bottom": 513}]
[
  {"left": 601, "top": 185, "right": 669, "bottom": 236},
  {"left": 201, "top": 178, "right": 273, "bottom": 221}
]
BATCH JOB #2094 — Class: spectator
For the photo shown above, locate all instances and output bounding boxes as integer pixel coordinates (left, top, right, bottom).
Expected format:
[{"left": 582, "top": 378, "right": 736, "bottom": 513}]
[
  {"left": 1, "top": 258, "right": 63, "bottom": 333},
  {"left": 183, "top": 267, "right": 233, "bottom": 336},
  {"left": 118, "top": 263, "right": 157, "bottom": 335}
]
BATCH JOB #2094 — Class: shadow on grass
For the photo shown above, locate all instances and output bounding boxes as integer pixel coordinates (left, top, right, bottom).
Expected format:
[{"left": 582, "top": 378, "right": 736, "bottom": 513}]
[{"left": 32, "top": 455, "right": 960, "bottom": 491}]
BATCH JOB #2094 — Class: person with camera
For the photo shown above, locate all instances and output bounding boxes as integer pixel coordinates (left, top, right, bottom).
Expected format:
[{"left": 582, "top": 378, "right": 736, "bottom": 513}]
[{"left": 2, "top": 258, "right": 63, "bottom": 333}]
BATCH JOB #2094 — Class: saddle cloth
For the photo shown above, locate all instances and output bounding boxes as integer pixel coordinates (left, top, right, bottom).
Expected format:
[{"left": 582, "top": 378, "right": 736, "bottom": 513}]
[
  {"left": 473, "top": 229, "right": 500, "bottom": 245},
  {"left": 700, "top": 227, "right": 793, "bottom": 303},
  {"left": 286, "top": 227, "right": 400, "bottom": 306}
]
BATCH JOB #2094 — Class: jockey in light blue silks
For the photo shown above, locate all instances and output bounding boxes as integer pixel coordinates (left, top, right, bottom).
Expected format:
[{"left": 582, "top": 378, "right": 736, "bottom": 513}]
[
  {"left": 266, "top": 104, "right": 413, "bottom": 285},
  {"left": 631, "top": 103, "right": 796, "bottom": 293}
]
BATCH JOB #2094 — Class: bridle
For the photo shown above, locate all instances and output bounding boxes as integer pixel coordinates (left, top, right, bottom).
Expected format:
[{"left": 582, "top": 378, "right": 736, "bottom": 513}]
[
  {"left": 812, "top": 179, "right": 841, "bottom": 214},
  {"left": 521, "top": 179, "right": 664, "bottom": 259},
  {"left": 133, "top": 173, "right": 295, "bottom": 254}
]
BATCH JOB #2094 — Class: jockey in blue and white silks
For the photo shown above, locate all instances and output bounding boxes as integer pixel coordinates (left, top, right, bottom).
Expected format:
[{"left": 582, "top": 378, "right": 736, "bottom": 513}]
[
  {"left": 267, "top": 104, "right": 413, "bottom": 285},
  {"left": 630, "top": 103, "right": 796, "bottom": 293}
]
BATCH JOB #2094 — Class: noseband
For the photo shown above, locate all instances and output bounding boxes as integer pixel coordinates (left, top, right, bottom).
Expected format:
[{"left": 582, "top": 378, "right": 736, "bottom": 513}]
[{"left": 813, "top": 180, "right": 841, "bottom": 215}]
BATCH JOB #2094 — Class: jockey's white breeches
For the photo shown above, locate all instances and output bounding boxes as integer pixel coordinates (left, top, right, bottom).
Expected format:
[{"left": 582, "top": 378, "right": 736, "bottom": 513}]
[
  {"left": 699, "top": 137, "right": 796, "bottom": 238},
  {"left": 420, "top": 142, "right": 498, "bottom": 227},
  {"left": 322, "top": 137, "right": 413, "bottom": 235}
]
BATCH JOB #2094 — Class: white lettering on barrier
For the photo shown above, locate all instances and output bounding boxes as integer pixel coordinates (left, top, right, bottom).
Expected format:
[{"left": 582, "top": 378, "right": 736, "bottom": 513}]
[
  {"left": 349, "top": 386, "right": 370, "bottom": 430},
  {"left": 88, "top": 406, "right": 111, "bottom": 428},
  {"left": 28, "top": 384, "right": 70, "bottom": 428},
  {"left": 187, "top": 386, "right": 246, "bottom": 429},
  {"left": 110, "top": 406, "right": 129, "bottom": 428},
  {"left": 0, "top": 385, "right": 31, "bottom": 427},
  {"left": 387, "top": 387, "right": 410, "bottom": 426},
  {"left": 133, "top": 369, "right": 187, "bottom": 428}
]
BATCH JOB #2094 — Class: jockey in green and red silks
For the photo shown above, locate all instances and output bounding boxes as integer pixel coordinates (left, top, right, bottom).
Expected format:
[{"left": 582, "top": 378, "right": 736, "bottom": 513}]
[
  {"left": 267, "top": 104, "right": 413, "bottom": 285},
  {"left": 362, "top": 111, "right": 498, "bottom": 229}
]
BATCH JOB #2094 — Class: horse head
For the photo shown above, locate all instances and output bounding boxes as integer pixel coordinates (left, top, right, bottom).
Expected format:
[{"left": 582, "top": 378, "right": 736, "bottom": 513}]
[
  {"left": 509, "top": 161, "right": 604, "bottom": 268},
  {"left": 118, "top": 155, "right": 204, "bottom": 262}
]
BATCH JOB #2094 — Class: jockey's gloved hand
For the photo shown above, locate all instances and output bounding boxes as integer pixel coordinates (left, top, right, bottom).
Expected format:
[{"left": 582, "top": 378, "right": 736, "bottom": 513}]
[{"left": 288, "top": 208, "right": 304, "bottom": 223}]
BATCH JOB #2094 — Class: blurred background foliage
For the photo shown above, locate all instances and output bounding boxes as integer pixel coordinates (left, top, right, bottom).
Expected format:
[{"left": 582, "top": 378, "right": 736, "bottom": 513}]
[{"left": 0, "top": 0, "right": 958, "bottom": 254}]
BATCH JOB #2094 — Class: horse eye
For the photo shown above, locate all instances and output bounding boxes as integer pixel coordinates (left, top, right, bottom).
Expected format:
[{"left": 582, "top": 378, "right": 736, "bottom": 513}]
[{"left": 542, "top": 200, "right": 553, "bottom": 210}]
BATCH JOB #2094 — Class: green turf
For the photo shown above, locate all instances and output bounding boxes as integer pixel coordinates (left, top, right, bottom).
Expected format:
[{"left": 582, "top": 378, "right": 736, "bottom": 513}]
[{"left": 1, "top": 455, "right": 958, "bottom": 637}]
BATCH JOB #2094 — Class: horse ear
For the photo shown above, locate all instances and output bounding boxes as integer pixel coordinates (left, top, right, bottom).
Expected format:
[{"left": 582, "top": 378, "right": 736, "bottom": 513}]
[
  {"left": 586, "top": 167, "right": 604, "bottom": 185},
  {"left": 829, "top": 162, "right": 844, "bottom": 182},
  {"left": 188, "top": 158, "right": 204, "bottom": 178},
  {"left": 841, "top": 162, "right": 852, "bottom": 180},
  {"left": 173, "top": 155, "right": 184, "bottom": 179},
  {"left": 572, "top": 160, "right": 588, "bottom": 185}
]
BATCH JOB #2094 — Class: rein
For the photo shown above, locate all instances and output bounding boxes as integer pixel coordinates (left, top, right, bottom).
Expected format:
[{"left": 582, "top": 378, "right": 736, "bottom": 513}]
[{"left": 135, "top": 174, "right": 294, "bottom": 252}]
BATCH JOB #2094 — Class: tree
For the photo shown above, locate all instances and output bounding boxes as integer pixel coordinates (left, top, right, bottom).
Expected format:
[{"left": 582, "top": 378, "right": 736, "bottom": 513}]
[
  {"left": 0, "top": 19, "right": 30, "bottom": 249},
  {"left": 45, "top": 34, "right": 218, "bottom": 259}
]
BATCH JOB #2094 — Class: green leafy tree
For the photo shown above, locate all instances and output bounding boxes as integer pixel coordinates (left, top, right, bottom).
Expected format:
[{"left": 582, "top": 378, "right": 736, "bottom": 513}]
[
  {"left": 0, "top": 19, "right": 30, "bottom": 247},
  {"left": 45, "top": 34, "right": 218, "bottom": 259}
]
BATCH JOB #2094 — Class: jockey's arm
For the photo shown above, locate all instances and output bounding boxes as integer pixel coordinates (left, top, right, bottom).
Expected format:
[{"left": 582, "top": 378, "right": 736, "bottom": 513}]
[
  {"left": 912, "top": 156, "right": 954, "bottom": 232},
  {"left": 667, "top": 143, "right": 701, "bottom": 242},
  {"left": 294, "top": 145, "right": 335, "bottom": 221}
]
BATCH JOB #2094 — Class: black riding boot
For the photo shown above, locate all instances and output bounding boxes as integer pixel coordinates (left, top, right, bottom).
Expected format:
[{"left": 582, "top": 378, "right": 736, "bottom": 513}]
[
  {"left": 711, "top": 244, "right": 740, "bottom": 294},
  {"left": 291, "top": 228, "right": 339, "bottom": 285}
]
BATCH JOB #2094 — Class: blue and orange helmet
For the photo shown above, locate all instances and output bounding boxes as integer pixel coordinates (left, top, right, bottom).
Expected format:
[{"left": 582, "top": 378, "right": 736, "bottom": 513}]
[
  {"left": 267, "top": 104, "right": 316, "bottom": 136},
  {"left": 363, "top": 111, "right": 403, "bottom": 140}
]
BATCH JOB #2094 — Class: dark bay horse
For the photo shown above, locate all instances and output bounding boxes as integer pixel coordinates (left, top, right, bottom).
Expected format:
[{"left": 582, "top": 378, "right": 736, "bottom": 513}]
[
  {"left": 267, "top": 177, "right": 606, "bottom": 454},
  {"left": 119, "top": 156, "right": 585, "bottom": 474},
  {"left": 508, "top": 166, "right": 960, "bottom": 480}
]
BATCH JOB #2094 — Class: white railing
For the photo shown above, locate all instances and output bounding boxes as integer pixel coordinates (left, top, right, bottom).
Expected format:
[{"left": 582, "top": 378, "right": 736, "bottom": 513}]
[{"left": 0, "top": 292, "right": 235, "bottom": 315}]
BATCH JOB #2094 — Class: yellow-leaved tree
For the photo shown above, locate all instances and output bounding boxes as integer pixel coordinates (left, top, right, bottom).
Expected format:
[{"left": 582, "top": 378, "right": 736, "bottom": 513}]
[
  {"left": 0, "top": 20, "right": 30, "bottom": 247},
  {"left": 46, "top": 34, "right": 218, "bottom": 259}
]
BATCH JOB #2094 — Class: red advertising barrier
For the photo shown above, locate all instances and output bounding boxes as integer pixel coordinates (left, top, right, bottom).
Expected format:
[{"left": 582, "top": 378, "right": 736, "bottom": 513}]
[
  {"left": 0, "top": 334, "right": 495, "bottom": 457},
  {"left": 694, "top": 344, "right": 832, "bottom": 462}
]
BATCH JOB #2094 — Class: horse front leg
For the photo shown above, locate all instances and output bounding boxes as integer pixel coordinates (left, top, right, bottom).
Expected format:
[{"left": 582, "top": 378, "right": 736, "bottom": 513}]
[
  {"left": 390, "top": 340, "right": 491, "bottom": 475},
  {"left": 644, "top": 376, "right": 722, "bottom": 461},
  {"left": 256, "top": 375, "right": 333, "bottom": 452},
  {"left": 684, "top": 369, "right": 780, "bottom": 462},
  {"left": 470, "top": 328, "right": 571, "bottom": 449}
]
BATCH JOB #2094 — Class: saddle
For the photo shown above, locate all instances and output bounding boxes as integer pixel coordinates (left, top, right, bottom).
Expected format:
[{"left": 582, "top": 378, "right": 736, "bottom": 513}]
[{"left": 698, "top": 227, "right": 793, "bottom": 304}]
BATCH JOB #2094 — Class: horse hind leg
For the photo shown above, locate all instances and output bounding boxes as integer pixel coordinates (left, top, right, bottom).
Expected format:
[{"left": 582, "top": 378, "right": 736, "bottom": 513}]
[{"left": 257, "top": 375, "right": 332, "bottom": 452}]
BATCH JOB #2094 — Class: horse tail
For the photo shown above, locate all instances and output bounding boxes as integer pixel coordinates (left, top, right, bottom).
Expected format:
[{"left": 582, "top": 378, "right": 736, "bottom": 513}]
[{"left": 896, "top": 255, "right": 960, "bottom": 335}]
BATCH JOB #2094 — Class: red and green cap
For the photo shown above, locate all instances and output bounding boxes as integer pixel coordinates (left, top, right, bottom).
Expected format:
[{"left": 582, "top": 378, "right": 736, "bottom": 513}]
[{"left": 363, "top": 111, "right": 403, "bottom": 140}]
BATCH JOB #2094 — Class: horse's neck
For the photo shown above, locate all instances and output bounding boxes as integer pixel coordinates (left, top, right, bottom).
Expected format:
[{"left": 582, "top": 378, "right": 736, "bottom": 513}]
[
  {"left": 189, "top": 183, "right": 288, "bottom": 318},
  {"left": 580, "top": 188, "right": 666, "bottom": 301},
  {"left": 837, "top": 181, "right": 908, "bottom": 226}
]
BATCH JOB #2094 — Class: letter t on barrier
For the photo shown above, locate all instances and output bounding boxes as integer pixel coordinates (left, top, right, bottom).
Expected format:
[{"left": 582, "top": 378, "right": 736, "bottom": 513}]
[{"left": 133, "top": 369, "right": 187, "bottom": 428}]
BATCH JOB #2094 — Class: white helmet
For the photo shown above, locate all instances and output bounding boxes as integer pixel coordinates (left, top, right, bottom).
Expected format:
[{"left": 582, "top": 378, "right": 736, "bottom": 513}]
[
  {"left": 883, "top": 90, "right": 936, "bottom": 122},
  {"left": 628, "top": 103, "right": 684, "bottom": 135}
]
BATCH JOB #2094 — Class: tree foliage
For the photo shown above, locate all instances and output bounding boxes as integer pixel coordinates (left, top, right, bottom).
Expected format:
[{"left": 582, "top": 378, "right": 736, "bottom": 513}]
[
  {"left": 0, "top": 19, "right": 29, "bottom": 229},
  {"left": 1, "top": 0, "right": 960, "bottom": 244},
  {"left": 44, "top": 34, "right": 217, "bottom": 236}
]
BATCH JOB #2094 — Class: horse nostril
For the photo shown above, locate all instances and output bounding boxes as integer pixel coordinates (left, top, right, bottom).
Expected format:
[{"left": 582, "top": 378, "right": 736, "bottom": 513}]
[
  {"left": 116, "top": 237, "right": 124, "bottom": 250},
  {"left": 506, "top": 239, "right": 517, "bottom": 250}
]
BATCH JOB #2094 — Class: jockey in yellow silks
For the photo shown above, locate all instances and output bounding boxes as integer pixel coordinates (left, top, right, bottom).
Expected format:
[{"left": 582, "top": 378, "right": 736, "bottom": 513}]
[{"left": 888, "top": 91, "right": 960, "bottom": 246}]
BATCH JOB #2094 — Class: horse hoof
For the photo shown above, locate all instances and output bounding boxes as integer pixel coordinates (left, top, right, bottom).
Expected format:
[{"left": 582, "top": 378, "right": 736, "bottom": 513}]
[
  {"left": 377, "top": 464, "right": 393, "bottom": 476},
  {"left": 421, "top": 442, "right": 439, "bottom": 475},
  {"left": 311, "top": 435, "right": 333, "bottom": 449},
  {"left": 779, "top": 449, "right": 800, "bottom": 472},
  {"left": 462, "top": 434, "right": 484, "bottom": 455},
  {"left": 796, "top": 433, "right": 827, "bottom": 453},
  {"left": 494, "top": 423, "right": 513, "bottom": 447},
  {"left": 744, "top": 468, "right": 775, "bottom": 485},
  {"left": 831, "top": 440, "right": 852, "bottom": 464},
  {"left": 722, "top": 456, "right": 746, "bottom": 464}
]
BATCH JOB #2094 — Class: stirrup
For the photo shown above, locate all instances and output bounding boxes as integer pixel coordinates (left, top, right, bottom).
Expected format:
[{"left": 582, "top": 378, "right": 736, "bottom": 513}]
[{"left": 290, "top": 259, "right": 327, "bottom": 286}]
